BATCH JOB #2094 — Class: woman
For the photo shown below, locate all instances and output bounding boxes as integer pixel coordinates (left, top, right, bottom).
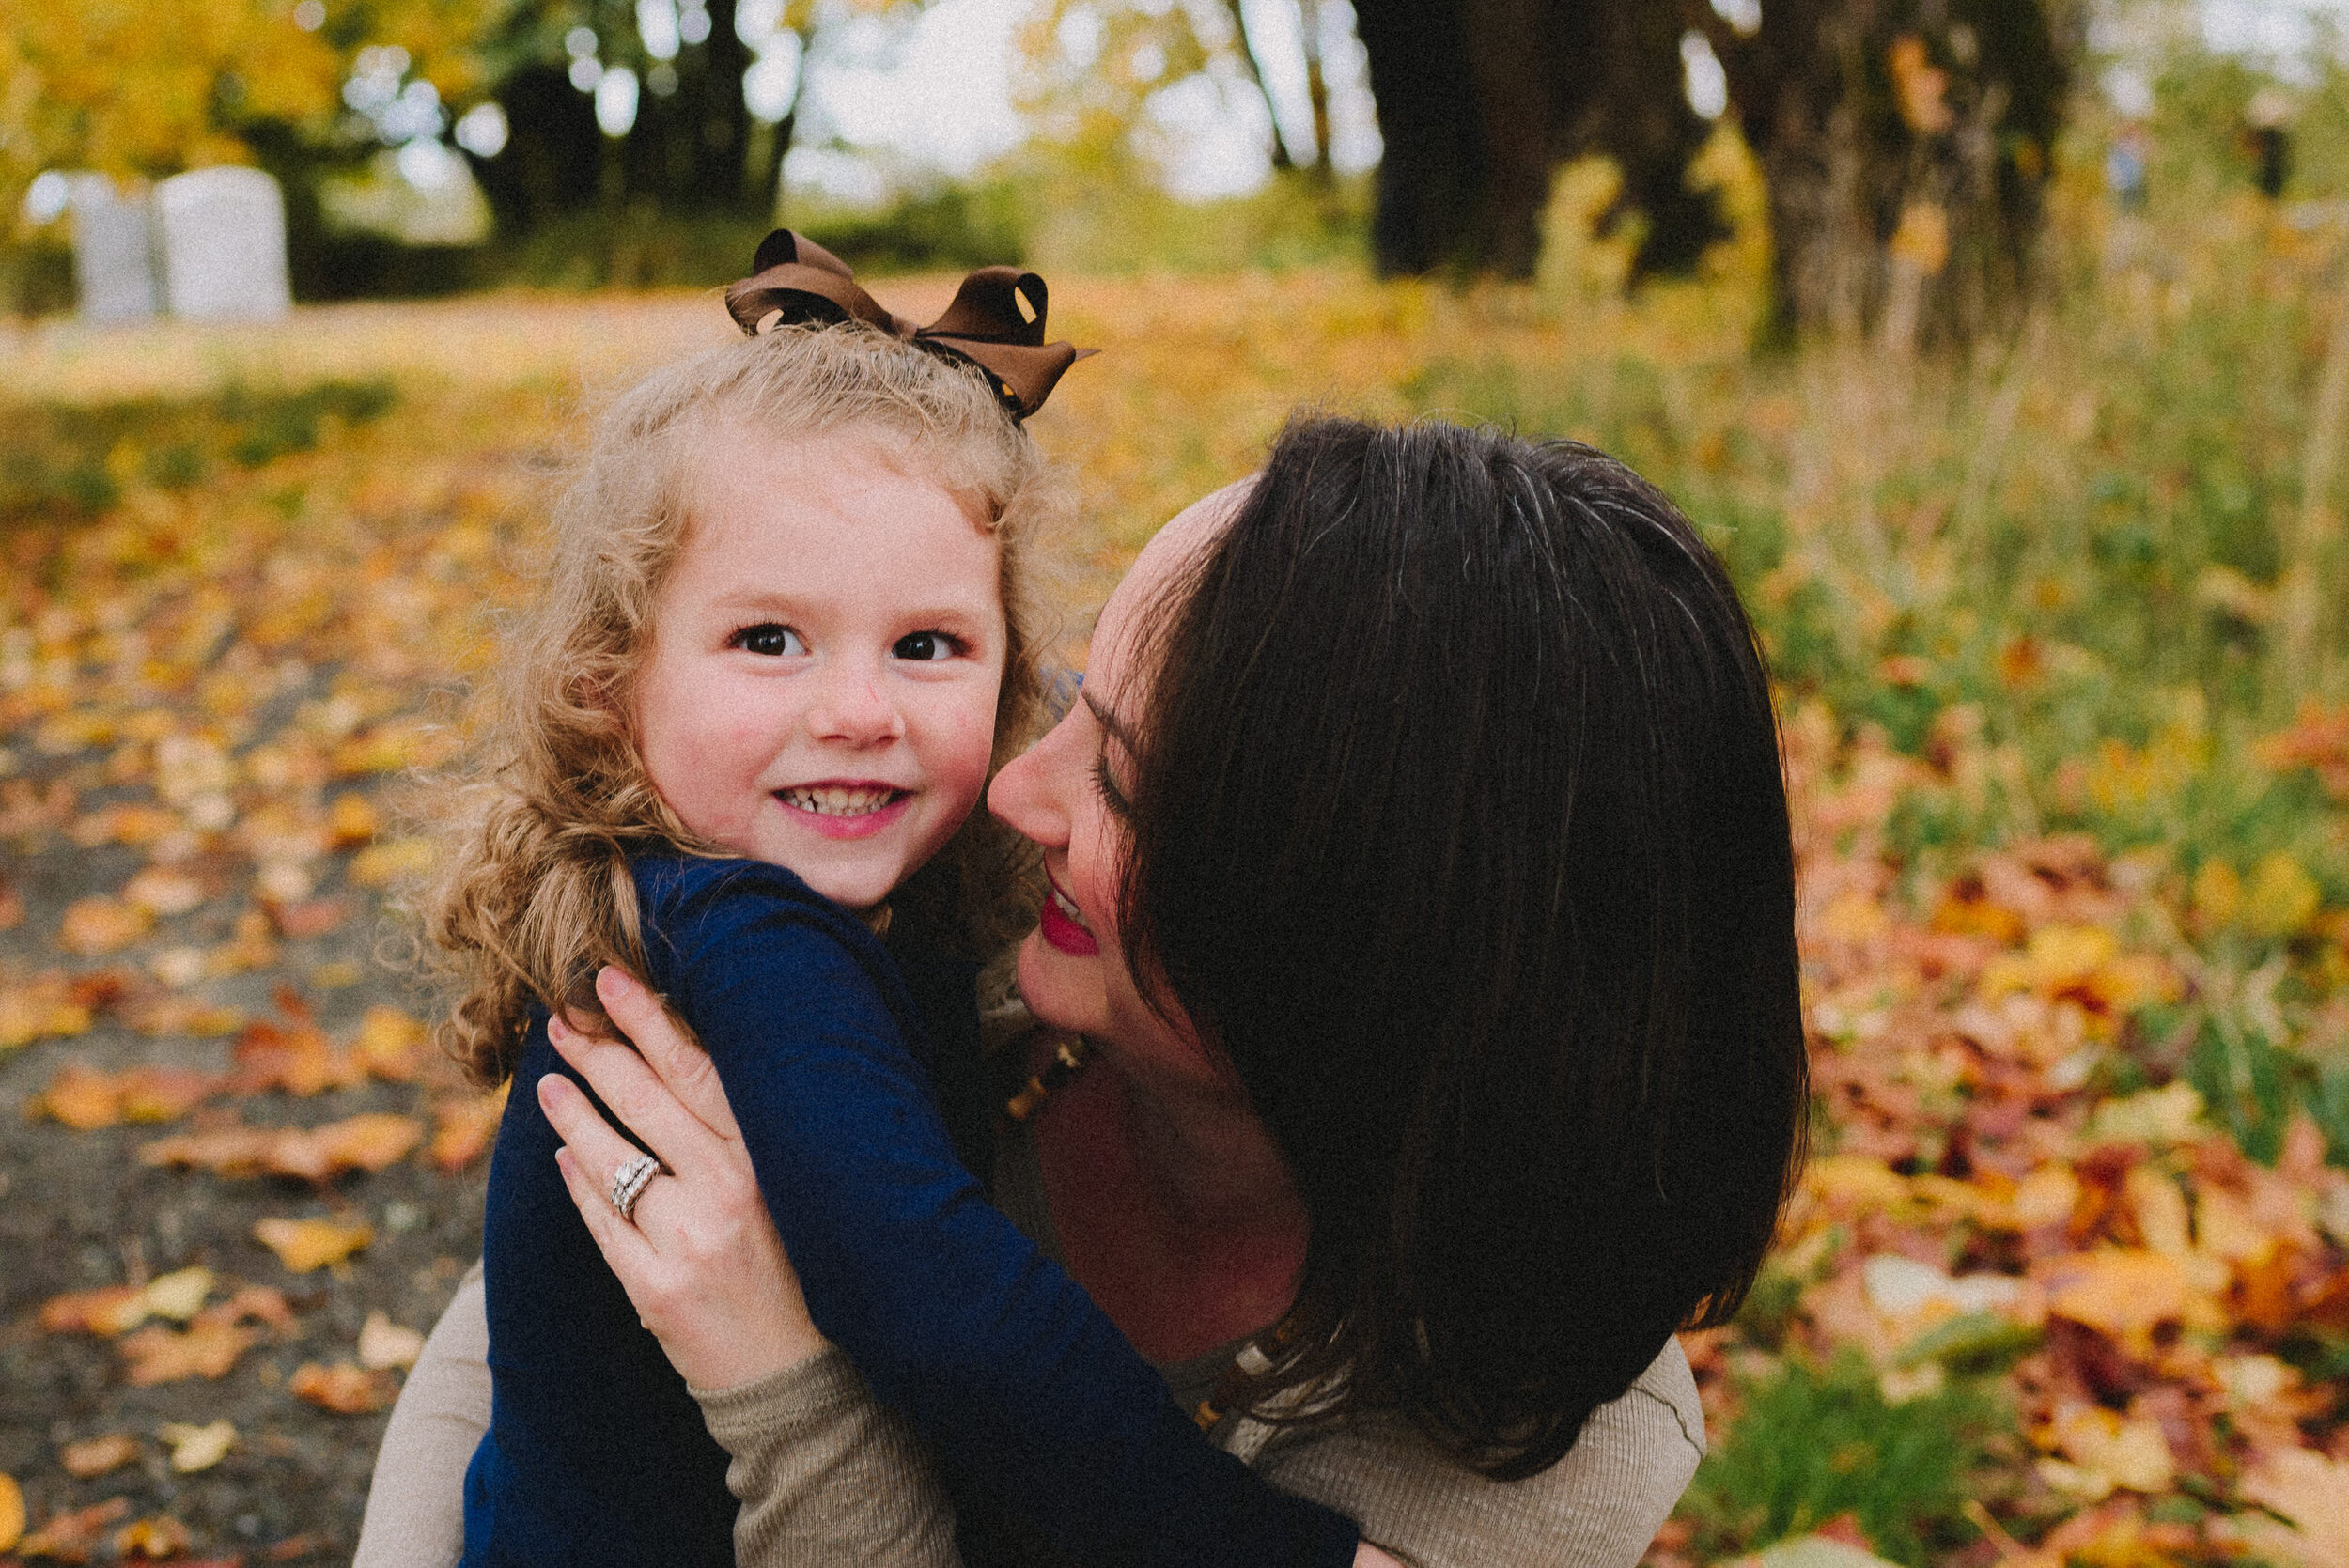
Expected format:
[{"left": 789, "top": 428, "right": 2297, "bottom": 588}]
[{"left": 358, "top": 417, "right": 1808, "bottom": 1567}]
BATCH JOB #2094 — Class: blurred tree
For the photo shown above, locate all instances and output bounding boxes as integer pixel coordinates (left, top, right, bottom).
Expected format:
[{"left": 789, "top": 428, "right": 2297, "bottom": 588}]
[
  {"left": 0, "top": 0, "right": 487, "bottom": 238},
  {"left": 466, "top": 0, "right": 910, "bottom": 235},
  {"left": 1345, "top": 0, "right": 2071, "bottom": 343},
  {"left": 1688, "top": 0, "right": 2074, "bottom": 345},
  {"left": 1348, "top": 0, "right": 1726, "bottom": 279}
]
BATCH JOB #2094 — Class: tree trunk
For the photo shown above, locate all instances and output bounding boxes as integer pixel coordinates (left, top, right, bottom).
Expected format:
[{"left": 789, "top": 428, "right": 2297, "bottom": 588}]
[
  {"left": 1351, "top": 0, "right": 1486, "bottom": 272},
  {"left": 1695, "top": 0, "right": 2070, "bottom": 344}
]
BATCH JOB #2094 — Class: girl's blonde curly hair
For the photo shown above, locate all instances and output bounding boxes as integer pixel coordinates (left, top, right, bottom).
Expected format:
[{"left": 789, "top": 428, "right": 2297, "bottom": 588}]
[{"left": 420, "top": 323, "right": 1060, "bottom": 1087}]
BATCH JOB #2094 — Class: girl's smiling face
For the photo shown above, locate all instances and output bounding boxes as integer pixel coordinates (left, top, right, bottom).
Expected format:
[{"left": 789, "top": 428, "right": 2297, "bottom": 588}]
[{"left": 631, "top": 427, "right": 1006, "bottom": 911}]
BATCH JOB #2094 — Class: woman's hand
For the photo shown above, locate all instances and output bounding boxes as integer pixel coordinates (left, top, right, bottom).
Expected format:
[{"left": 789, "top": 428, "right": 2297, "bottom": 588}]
[{"left": 540, "top": 965, "right": 829, "bottom": 1390}]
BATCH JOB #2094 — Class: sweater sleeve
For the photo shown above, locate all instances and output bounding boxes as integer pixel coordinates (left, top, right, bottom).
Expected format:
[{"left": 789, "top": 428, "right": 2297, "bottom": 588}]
[
  {"left": 646, "top": 862, "right": 1359, "bottom": 1568},
  {"left": 353, "top": 1265, "right": 489, "bottom": 1568},
  {"left": 692, "top": 1347, "right": 962, "bottom": 1568}
]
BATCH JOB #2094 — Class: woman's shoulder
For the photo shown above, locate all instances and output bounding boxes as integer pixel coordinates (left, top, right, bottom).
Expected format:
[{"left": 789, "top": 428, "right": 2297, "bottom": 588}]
[{"left": 1233, "top": 1338, "right": 1703, "bottom": 1568}]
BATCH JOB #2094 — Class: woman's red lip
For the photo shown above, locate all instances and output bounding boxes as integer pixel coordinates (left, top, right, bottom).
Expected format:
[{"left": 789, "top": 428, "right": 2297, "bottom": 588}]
[{"left": 1037, "top": 873, "right": 1099, "bottom": 956}]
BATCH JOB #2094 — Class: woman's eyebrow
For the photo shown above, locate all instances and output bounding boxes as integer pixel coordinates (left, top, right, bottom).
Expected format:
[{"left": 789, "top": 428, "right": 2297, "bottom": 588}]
[{"left": 1081, "top": 691, "right": 1137, "bottom": 751}]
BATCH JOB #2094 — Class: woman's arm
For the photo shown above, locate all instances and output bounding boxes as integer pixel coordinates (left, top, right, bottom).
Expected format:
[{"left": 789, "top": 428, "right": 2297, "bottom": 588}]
[{"left": 352, "top": 1265, "right": 489, "bottom": 1568}]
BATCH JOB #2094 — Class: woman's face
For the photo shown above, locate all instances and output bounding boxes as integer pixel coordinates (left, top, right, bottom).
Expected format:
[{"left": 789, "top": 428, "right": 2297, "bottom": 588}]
[{"left": 988, "top": 483, "right": 1246, "bottom": 1091}]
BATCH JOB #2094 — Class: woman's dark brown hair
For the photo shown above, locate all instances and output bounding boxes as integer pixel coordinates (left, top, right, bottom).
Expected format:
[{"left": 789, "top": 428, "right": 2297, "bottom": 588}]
[{"left": 1116, "top": 416, "right": 1808, "bottom": 1479}]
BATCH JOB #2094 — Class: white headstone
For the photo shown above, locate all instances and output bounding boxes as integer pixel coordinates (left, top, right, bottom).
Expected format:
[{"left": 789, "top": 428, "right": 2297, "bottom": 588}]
[
  {"left": 155, "top": 166, "right": 293, "bottom": 321},
  {"left": 68, "top": 177, "right": 160, "bottom": 324}
]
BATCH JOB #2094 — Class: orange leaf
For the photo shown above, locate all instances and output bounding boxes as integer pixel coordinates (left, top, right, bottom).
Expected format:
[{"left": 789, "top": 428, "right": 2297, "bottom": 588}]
[
  {"left": 34, "top": 1063, "right": 127, "bottom": 1130},
  {"left": 429, "top": 1083, "right": 508, "bottom": 1171},
  {"left": 0, "top": 970, "right": 96, "bottom": 1048},
  {"left": 2037, "top": 1249, "right": 2193, "bottom": 1346},
  {"left": 288, "top": 1359, "right": 398, "bottom": 1414},
  {"left": 352, "top": 1003, "right": 428, "bottom": 1081},
  {"left": 18, "top": 1497, "right": 130, "bottom": 1560},
  {"left": 57, "top": 894, "right": 153, "bottom": 955},
  {"left": 254, "top": 1216, "right": 373, "bottom": 1272},
  {"left": 39, "top": 1285, "right": 148, "bottom": 1336},
  {"left": 117, "top": 1317, "right": 257, "bottom": 1385},
  {"left": 0, "top": 1471, "right": 21, "bottom": 1554},
  {"left": 314, "top": 1111, "right": 426, "bottom": 1172},
  {"left": 59, "top": 1434, "right": 141, "bottom": 1479}
]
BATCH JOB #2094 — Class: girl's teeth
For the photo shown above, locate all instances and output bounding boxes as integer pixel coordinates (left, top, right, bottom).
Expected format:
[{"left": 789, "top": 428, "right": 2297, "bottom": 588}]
[
  {"left": 783, "top": 786, "right": 899, "bottom": 817},
  {"left": 1050, "top": 884, "right": 1089, "bottom": 929}
]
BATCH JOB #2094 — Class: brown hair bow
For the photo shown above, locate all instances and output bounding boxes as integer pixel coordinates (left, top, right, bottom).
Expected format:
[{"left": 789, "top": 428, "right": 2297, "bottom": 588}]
[{"left": 724, "top": 230, "right": 1093, "bottom": 422}]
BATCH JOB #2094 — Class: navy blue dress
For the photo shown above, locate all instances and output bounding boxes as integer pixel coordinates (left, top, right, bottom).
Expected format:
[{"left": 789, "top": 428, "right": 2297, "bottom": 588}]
[{"left": 461, "top": 854, "right": 1356, "bottom": 1568}]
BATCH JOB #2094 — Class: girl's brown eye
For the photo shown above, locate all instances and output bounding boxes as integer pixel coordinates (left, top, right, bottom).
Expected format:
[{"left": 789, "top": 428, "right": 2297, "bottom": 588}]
[
  {"left": 894, "top": 630, "right": 962, "bottom": 661},
  {"left": 730, "top": 623, "right": 805, "bottom": 657}
]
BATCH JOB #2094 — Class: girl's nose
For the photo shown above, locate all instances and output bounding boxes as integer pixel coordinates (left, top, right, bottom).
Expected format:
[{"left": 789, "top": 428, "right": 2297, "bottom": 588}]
[{"left": 806, "top": 664, "right": 904, "bottom": 745}]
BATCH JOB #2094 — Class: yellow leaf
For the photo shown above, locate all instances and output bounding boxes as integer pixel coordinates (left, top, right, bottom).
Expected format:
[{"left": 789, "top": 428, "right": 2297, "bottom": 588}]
[
  {"left": 289, "top": 1359, "right": 398, "bottom": 1413},
  {"left": 353, "top": 1004, "right": 428, "bottom": 1080},
  {"left": 329, "top": 789, "right": 381, "bottom": 846},
  {"left": 1816, "top": 890, "right": 1890, "bottom": 944},
  {"left": 349, "top": 835, "right": 438, "bottom": 886},
  {"left": 254, "top": 1216, "right": 374, "bottom": 1272},
  {"left": 0, "top": 1471, "right": 22, "bottom": 1554},
  {"left": 2084, "top": 1082, "right": 2207, "bottom": 1146},
  {"left": 115, "top": 1513, "right": 194, "bottom": 1558},
  {"left": 121, "top": 865, "right": 204, "bottom": 917},
  {"left": 2038, "top": 1405, "right": 2175, "bottom": 1497},
  {"left": 138, "top": 1265, "right": 212, "bottom": 1322},
  {"left": 156, "top": 1419, "right": 235, "bottom": 1473},
  {"left": 59, "top": 1434, "right": 141, "bottom": 1479},
  {"left": 2194, "top": 860, "right": 2242, "bottom": 929},
  {"left": 2037, "top": 1249, "right": 2192, "bottom": 1346},
  {"left": 358, "top": 1310, "right": 427, "bottom": 1371},
  {"left": 2244, "top": 850, "right": 2324, "bottom": 939}
]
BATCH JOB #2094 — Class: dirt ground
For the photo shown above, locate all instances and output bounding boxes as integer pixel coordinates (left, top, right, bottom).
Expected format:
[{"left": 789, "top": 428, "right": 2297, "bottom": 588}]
[{"left": 1, "top": 786, "right": 490, "bottom": 1563}]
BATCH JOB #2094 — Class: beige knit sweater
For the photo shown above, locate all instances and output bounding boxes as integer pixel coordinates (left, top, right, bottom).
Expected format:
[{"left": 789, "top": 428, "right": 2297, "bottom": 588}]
[{"left": 355, "top": 1129, "right": 1705, "bottom": 1568}]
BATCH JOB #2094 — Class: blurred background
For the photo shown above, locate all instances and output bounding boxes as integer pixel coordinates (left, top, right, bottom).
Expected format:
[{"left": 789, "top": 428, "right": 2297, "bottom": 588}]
[{"left": 8, "top": 3, "right": 2349, "bottom": 1567}]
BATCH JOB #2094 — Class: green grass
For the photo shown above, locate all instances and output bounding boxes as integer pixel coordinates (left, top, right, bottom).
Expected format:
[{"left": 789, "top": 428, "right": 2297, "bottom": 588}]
[{"left": 1678, "top": 1352, "right": 2006, "bottom": 1565}]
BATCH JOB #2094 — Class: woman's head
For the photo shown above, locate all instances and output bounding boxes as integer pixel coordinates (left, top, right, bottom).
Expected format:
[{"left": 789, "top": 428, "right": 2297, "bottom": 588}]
[
  {"left": 998, "top": 417, "right": 1806, "bottom": 1477},
  {"left": 426, "top": 323, "right": 1061, "bottom": 1083}
]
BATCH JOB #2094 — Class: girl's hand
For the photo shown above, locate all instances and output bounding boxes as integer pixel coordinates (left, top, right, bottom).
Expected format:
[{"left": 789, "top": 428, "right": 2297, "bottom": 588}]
[{"left": 540, "top": 965, "right": 830, "bottom": 1390}]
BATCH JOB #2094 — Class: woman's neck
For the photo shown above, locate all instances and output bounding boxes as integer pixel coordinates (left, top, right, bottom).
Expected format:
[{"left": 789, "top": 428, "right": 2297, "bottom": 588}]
[{"left": 1032, "top": 1047, "right": 1308, "bottom": 1362}]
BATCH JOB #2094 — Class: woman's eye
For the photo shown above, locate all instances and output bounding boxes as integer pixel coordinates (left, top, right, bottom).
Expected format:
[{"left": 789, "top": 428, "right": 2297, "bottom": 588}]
[
  {"left": 729, "top": 624, "right": 806, "bottom": 657},
  {"left": 893, "top": 630, "right": 961, "bottom": 661}
]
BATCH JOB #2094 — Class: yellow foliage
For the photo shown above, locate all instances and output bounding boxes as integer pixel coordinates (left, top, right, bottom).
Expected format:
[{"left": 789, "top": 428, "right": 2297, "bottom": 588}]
[{"left": 253, "top": 1216, "right": 374, "bottom": 1272}]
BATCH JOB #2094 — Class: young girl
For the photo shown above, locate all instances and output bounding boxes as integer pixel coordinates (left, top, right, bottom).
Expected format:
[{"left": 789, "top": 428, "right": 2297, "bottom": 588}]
[{"left": 422, "top": 236, "right": 1361, "bottom": 1568}]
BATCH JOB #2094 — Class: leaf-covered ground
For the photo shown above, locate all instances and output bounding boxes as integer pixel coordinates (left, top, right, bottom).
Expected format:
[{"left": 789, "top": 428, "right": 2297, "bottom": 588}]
[{"left": 4, "top": 208, "right": 2349, "bottom": 1566}]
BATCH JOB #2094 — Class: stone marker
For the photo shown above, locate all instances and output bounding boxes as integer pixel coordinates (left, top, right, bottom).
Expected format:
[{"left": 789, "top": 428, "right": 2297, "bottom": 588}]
[
  {"left": 155, "top": 167, "right": 293, "bottom": 321},
  {"left": 68, "top": 177, "right": 160, "bottom": 324}
]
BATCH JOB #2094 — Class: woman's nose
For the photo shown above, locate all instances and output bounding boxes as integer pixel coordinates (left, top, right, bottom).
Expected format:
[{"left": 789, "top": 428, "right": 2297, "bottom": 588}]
[
  {"left": 988, "top": 716, "right": 1070, "bottom": 846},
  {"left": 805, "top": 663, "right": 904, "bottom": 745}
]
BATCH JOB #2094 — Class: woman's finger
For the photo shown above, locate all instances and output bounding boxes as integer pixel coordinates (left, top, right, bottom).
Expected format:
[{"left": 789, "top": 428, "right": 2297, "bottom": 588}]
[
  {"left": 537, "top": 1070, "right": 684, "bottom": 1211},
  {"left": 595, "top": 967, "right": 743, "bottom": 1143},
  {"left": 546, "top": 1017, "right": 725, "bottom": 1186},
  {"left": 552, "top": 1144, "right": 661, "bottom": 1287}
]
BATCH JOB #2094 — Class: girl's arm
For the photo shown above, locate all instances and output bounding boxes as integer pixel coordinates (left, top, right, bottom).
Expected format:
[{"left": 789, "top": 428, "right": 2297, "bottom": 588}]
[
  {"left": 627, "top": 862, "right": 1358, "bottom": 1568},
  {"left": 547, "top": 965, "right": 1405, "bottom": 1568}
]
